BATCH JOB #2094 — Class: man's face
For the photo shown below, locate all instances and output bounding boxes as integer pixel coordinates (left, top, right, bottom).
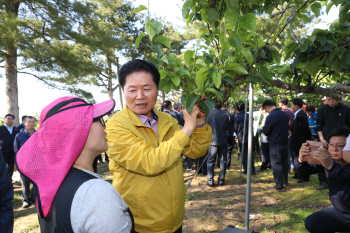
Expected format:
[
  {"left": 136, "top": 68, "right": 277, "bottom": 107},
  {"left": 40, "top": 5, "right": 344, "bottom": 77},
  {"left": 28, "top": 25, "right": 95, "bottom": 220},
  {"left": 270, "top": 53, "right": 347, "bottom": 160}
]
[
  {"left": 264, "top": 106, "right": 271, "bottom": 113},
  {"left": 291, "top": 103, "right": 299, "bottom": 113},
  {"left": 322, "top": 100, "right": 328, "bottom": 105},
  {"left": 302, "top": 104, "right": 307, "bottom": 111},
  {"left": 260, "top": 108, "right": 266, "bottom": 115},
  {"left": 123, "top": 71, "right": 158, "bottom": 118},
  {"left": 4, "top": 116, "right": 14, "bottom": 126},
  {"left": 25, "top": 119, "right": 36, "bottom": 131},
  {"left": 326, "top": 97, "right": 338, "bottom": 108},
  {"left": 328, "top": 136, "right": 346, "bottom": 161},
  {"left": 278, "top": 102, "right": 283, "bottom": 108},
  {"left": 177, "top": 107, "right": 183, "bottom": 114}
]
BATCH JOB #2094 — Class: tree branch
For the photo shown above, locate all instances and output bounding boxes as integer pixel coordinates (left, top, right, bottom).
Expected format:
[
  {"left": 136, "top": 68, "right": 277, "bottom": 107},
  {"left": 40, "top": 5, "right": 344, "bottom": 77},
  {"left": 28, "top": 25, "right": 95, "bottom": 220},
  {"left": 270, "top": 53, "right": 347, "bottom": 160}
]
[
  {"left": 112, "top": 83, "right": 120, "bottom": 92},
  {"left": 17, "top": 71, "right": 66, "bottom": 90}
]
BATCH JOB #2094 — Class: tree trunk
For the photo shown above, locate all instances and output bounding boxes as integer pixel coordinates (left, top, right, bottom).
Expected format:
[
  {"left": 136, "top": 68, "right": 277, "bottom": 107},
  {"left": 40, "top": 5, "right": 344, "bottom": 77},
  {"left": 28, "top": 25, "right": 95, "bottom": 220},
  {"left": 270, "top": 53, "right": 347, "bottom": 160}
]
[
  {"left": 161, "top": 90, "right": 165, "bottom": 102},
  {"left": 5, "top": 46, "right": 19, "bottom": 125},
  {"left": 107, "top": 58, "right": 113, "bottom": 99},
  {"left": 115, "top": 57, "right": 123, "bottom": 108},
  {"left": 119, "top": 85, "right": 124, "bottom": 109},
  {"left": 5, "top": 0, "right": 20, "bottom": 126}
]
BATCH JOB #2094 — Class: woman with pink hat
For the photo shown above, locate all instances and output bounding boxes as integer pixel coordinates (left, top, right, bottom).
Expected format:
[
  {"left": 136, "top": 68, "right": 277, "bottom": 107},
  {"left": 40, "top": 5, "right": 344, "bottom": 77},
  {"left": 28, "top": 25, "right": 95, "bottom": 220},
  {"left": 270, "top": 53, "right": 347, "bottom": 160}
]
[{"left": 16, "top": 97, "right": 134, "bottom": 232}]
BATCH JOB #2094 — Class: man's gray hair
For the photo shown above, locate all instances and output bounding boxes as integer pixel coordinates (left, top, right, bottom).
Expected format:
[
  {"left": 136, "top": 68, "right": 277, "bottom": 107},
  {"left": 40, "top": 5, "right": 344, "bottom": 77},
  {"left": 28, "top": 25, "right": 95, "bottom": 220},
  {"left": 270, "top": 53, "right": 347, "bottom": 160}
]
[{"left": 173, "top": 102, "right": 182, "bottom": 110}]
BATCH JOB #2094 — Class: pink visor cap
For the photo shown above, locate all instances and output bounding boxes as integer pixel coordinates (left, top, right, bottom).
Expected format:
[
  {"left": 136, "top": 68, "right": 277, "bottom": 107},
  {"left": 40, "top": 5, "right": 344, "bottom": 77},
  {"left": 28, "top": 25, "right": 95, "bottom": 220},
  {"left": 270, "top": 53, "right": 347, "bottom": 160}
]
[{"left": 16, "top": 97, "right": 115, "bottom": 218}]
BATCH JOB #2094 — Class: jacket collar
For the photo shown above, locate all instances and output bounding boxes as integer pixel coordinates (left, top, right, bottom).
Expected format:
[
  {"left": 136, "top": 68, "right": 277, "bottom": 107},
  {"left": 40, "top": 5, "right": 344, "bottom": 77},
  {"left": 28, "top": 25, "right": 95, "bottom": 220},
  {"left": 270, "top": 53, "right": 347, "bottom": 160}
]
[{"left": 125, "top": 106, "right": 173, "bottom": 130}]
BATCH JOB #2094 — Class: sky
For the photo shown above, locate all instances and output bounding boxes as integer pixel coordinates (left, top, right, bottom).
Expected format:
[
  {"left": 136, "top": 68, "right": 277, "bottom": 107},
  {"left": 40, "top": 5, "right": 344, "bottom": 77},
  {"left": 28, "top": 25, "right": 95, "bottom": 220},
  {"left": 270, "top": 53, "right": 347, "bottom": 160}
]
[{"left": 0, "top": 1, "right": 340, "bottom": 120}]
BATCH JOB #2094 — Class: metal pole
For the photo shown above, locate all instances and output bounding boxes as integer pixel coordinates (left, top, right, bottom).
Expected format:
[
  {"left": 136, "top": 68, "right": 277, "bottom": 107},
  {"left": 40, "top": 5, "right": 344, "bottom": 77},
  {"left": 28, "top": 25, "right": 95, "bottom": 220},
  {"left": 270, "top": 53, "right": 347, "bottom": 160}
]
[
  {"left": 240, "top": 90, "right": 249, "bottom": 177},
  {"left": 245, "top": 83, "right": 254, "bottom": 231}
]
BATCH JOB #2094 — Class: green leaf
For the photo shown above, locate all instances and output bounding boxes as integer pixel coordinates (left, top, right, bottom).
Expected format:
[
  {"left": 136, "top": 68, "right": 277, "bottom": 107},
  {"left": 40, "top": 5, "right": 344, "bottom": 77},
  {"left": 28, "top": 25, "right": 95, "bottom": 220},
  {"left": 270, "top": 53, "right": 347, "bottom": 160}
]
[
  {"left": 222, "top": 75, "right": 235, "bottom": 86},
  {"left": 320, "top": 42, "right": 333, "bottom": 52},
  {"left": 204, "top": 87, "right": 222, "bottom": 102},
  {"left": 267, "top": 46, "right": 281, "bottom": 63},
  {"left": 339, "top": 3, "right": 350, "bottom": 24},
  {"left": 311, "top": 2, "right": 321, "bottom": 17},
  {"left": 259, "top": 72, "right": 271, "bottom": 85},
  {"left": 196, "top": 68, "right": 208, "bottom": 90},
  {"left": 133, "top": 5, "right": 147, "bottom": 13},
  {"left": 145, "top": 20, "right": 157, "bottom": 40},
  {"left": 207, "top": 8, "right": 220, "bottom": 24},
  {"left": 184, "top": 50, "right": 194, "bottom": 66},
  {"left": 304, "top": 58, "right": 322, "bottom": 77},
  {"left": 182, "top": 0, "right": 190, "bottom": 19},
  {"left": 184, "top": 93, "right": 200, "bottom": 115},
  {"left": 226, "top": 0, "right": 239, "bottom": 8},
  {"left": 326, "top": 2, "right": 334, "bottom": 14},
  {"left": 135, "top": 32, "right": 146, "bottom": 48},
  {"left": 227, "top": 63, "right": 248, "bottom": 74},
  {"left": 159, "top": 70, "right": 168, "bottom": 80},
  {"left": 212, "top": 72, "right": 222, "bottom": 88},
  {"left": 161, "top": 55, "right": 169, "bottom": 64},
  {"left": 171, "top": 76, "right": 181, "bottom": 86},
  {"left": 340, "top": 50, "right": 350, "bottom": 68},
  {"left": 201, "top": 8, "right": 209, "bottom": 23},
  {"left": 151, "top": 20, "right": 163, "bottom": 34},
  {"left": 198, "top": 98, "right": 215, "bottom": 115},
  {"left": 179, "top": 68, "right": 191, "bottom": 77},
  {"left": 241, "top": 47, "right": 254, "bottom": 65},
  {"left": 246, "top": 74, "right": 262, "bottom": 83},
  {"left": 195, "top": 58, "right": 207, "bottom": 67},
  {"left": 239, "top": 13, "right": 256, "bottom": 31},
  {"left": 163, "top": 82, "right": 172, "bottom": 93},
  {"left": 299, "top": 40, "right": 309, "bottom": 52},
  {"left": 259, "top": 65, "right": 272, "bottom": 80},
  {"left": 154, "top": 36, "right": 171, "bottom": 49},
  {"left": 225, "top": 9, "right": 238, "bottom": 26}
]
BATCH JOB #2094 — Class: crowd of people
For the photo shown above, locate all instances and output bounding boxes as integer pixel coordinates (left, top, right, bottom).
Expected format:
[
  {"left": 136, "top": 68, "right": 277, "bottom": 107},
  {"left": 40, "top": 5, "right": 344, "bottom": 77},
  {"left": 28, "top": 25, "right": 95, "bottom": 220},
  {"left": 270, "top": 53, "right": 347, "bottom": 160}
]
[{"left": 0, "top": 59, "right": 349, "bottom": 233}]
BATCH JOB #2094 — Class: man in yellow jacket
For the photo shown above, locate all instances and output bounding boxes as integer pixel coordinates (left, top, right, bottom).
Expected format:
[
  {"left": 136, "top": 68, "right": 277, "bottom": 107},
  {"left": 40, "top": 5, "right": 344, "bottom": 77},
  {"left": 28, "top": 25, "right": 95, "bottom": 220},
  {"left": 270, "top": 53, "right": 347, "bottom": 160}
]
[{"left": 106, "top": 59, "right": 212, "bottom": 233}]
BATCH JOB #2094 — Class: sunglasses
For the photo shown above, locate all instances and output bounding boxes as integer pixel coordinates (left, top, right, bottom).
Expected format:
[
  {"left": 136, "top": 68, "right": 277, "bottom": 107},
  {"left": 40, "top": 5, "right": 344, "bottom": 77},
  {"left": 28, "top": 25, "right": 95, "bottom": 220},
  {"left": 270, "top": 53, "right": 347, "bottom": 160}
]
[{"left": 93, "top": 117, "right": 106, "bottom": 128}]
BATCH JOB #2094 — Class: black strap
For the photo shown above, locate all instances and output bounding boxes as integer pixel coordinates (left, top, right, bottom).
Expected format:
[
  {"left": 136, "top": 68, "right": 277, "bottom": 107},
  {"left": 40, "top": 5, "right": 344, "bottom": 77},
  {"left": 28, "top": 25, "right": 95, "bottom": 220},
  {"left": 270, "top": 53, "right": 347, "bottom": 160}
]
[
  {"left": 126, "top": 207, "right": 136, "bottom": 233},
  {"left": 42, "top": 98, "right": 90, "bottom": 123}
]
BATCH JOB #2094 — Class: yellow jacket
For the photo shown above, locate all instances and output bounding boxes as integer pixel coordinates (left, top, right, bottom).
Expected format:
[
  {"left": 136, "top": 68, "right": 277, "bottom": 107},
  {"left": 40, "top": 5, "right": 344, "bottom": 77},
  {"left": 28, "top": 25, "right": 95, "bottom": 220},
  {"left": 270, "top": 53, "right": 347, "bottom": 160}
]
[{"left": 106, "top": 107, "right": 212, "bottom": 233}]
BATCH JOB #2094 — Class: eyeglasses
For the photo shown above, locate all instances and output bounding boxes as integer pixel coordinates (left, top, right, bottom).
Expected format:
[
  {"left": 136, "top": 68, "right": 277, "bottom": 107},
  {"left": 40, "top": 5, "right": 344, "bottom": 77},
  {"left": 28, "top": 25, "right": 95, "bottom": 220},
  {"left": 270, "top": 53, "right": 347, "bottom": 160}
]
[
  {"left": 328, "top": 143, "right": 345, "bottom": 150},
  {"left": 93, "top": 117, "right": 105, "bottom": 128}
]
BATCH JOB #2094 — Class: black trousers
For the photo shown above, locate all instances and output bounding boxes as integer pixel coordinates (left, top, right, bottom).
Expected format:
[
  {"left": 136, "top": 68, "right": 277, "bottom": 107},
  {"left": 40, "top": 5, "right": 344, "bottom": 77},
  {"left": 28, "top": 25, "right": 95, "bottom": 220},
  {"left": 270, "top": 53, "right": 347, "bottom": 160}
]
[
  {"left": 207, "top": 144, "right": 227, "bottom": 181},
  {"left": 305, "top": 205, "right": 350, "bottom": 233},
  {"left": 238, "top": 142, "right": 255, "bottom": 172},
  {"left": 260, "top": 142, "right": 270, "bottom": 170},
  {"left": 2, "top": 152, "right": 15, "bottom": 180},
  {"left": 269, "top": 144, "right": 288, "bottom": 187},
  {"left": 226, "top": 136, "right": 234, "bottom": 168}
]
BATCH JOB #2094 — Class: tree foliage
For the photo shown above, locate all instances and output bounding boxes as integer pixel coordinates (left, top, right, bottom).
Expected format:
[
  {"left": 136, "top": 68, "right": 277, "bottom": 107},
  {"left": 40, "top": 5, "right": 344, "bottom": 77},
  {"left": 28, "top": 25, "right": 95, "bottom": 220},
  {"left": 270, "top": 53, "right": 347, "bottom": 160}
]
[{"left": 133, "top": 0, "right": 350, "bottom": 115}]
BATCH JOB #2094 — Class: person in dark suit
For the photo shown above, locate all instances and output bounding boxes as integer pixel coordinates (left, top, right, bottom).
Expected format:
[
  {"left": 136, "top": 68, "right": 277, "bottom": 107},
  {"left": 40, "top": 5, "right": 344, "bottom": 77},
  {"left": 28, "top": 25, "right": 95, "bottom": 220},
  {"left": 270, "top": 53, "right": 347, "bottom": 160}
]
[
  {"left": 234, "top": 101, "right": 255, "bottom": 174},
  {"left": 291, "top": 98, "right": 312, "bottom": 183},
  {"left": 0, "top": 114, "right": 20, "bottom": 180},
  {"left": 0, "top": 149, "right": 13, "bottom": 233},
  {"left": 262, "top": 100, "right": 289, "bottom": 190},
  {"left": 206, "top": 101, "right": 230, "bottom": 186},
  {"left": 172, "top": 103, "right": 193, "bottom": 171},
  {"left": 171, "top": 103, "right": 184, "bottom": 127},
  {"left": 161, "top": 100, "right": 173, "bottom": 115},
  {"left": 17, "top": 115, "right": 27, "bottom": 131},
  {"left": 221, "top": 102, "right": 234, "bottom": 168}
]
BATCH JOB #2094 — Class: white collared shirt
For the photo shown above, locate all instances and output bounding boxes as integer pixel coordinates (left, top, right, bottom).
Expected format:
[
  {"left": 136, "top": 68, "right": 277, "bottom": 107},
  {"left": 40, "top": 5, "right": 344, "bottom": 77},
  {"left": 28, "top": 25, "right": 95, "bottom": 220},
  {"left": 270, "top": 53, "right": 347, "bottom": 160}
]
[
  {"left": 5, "top": 124, "right": 14, "bottom": 134},
  {"left": 294, "top": 109, "right": 302, "bottom": 120}
]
